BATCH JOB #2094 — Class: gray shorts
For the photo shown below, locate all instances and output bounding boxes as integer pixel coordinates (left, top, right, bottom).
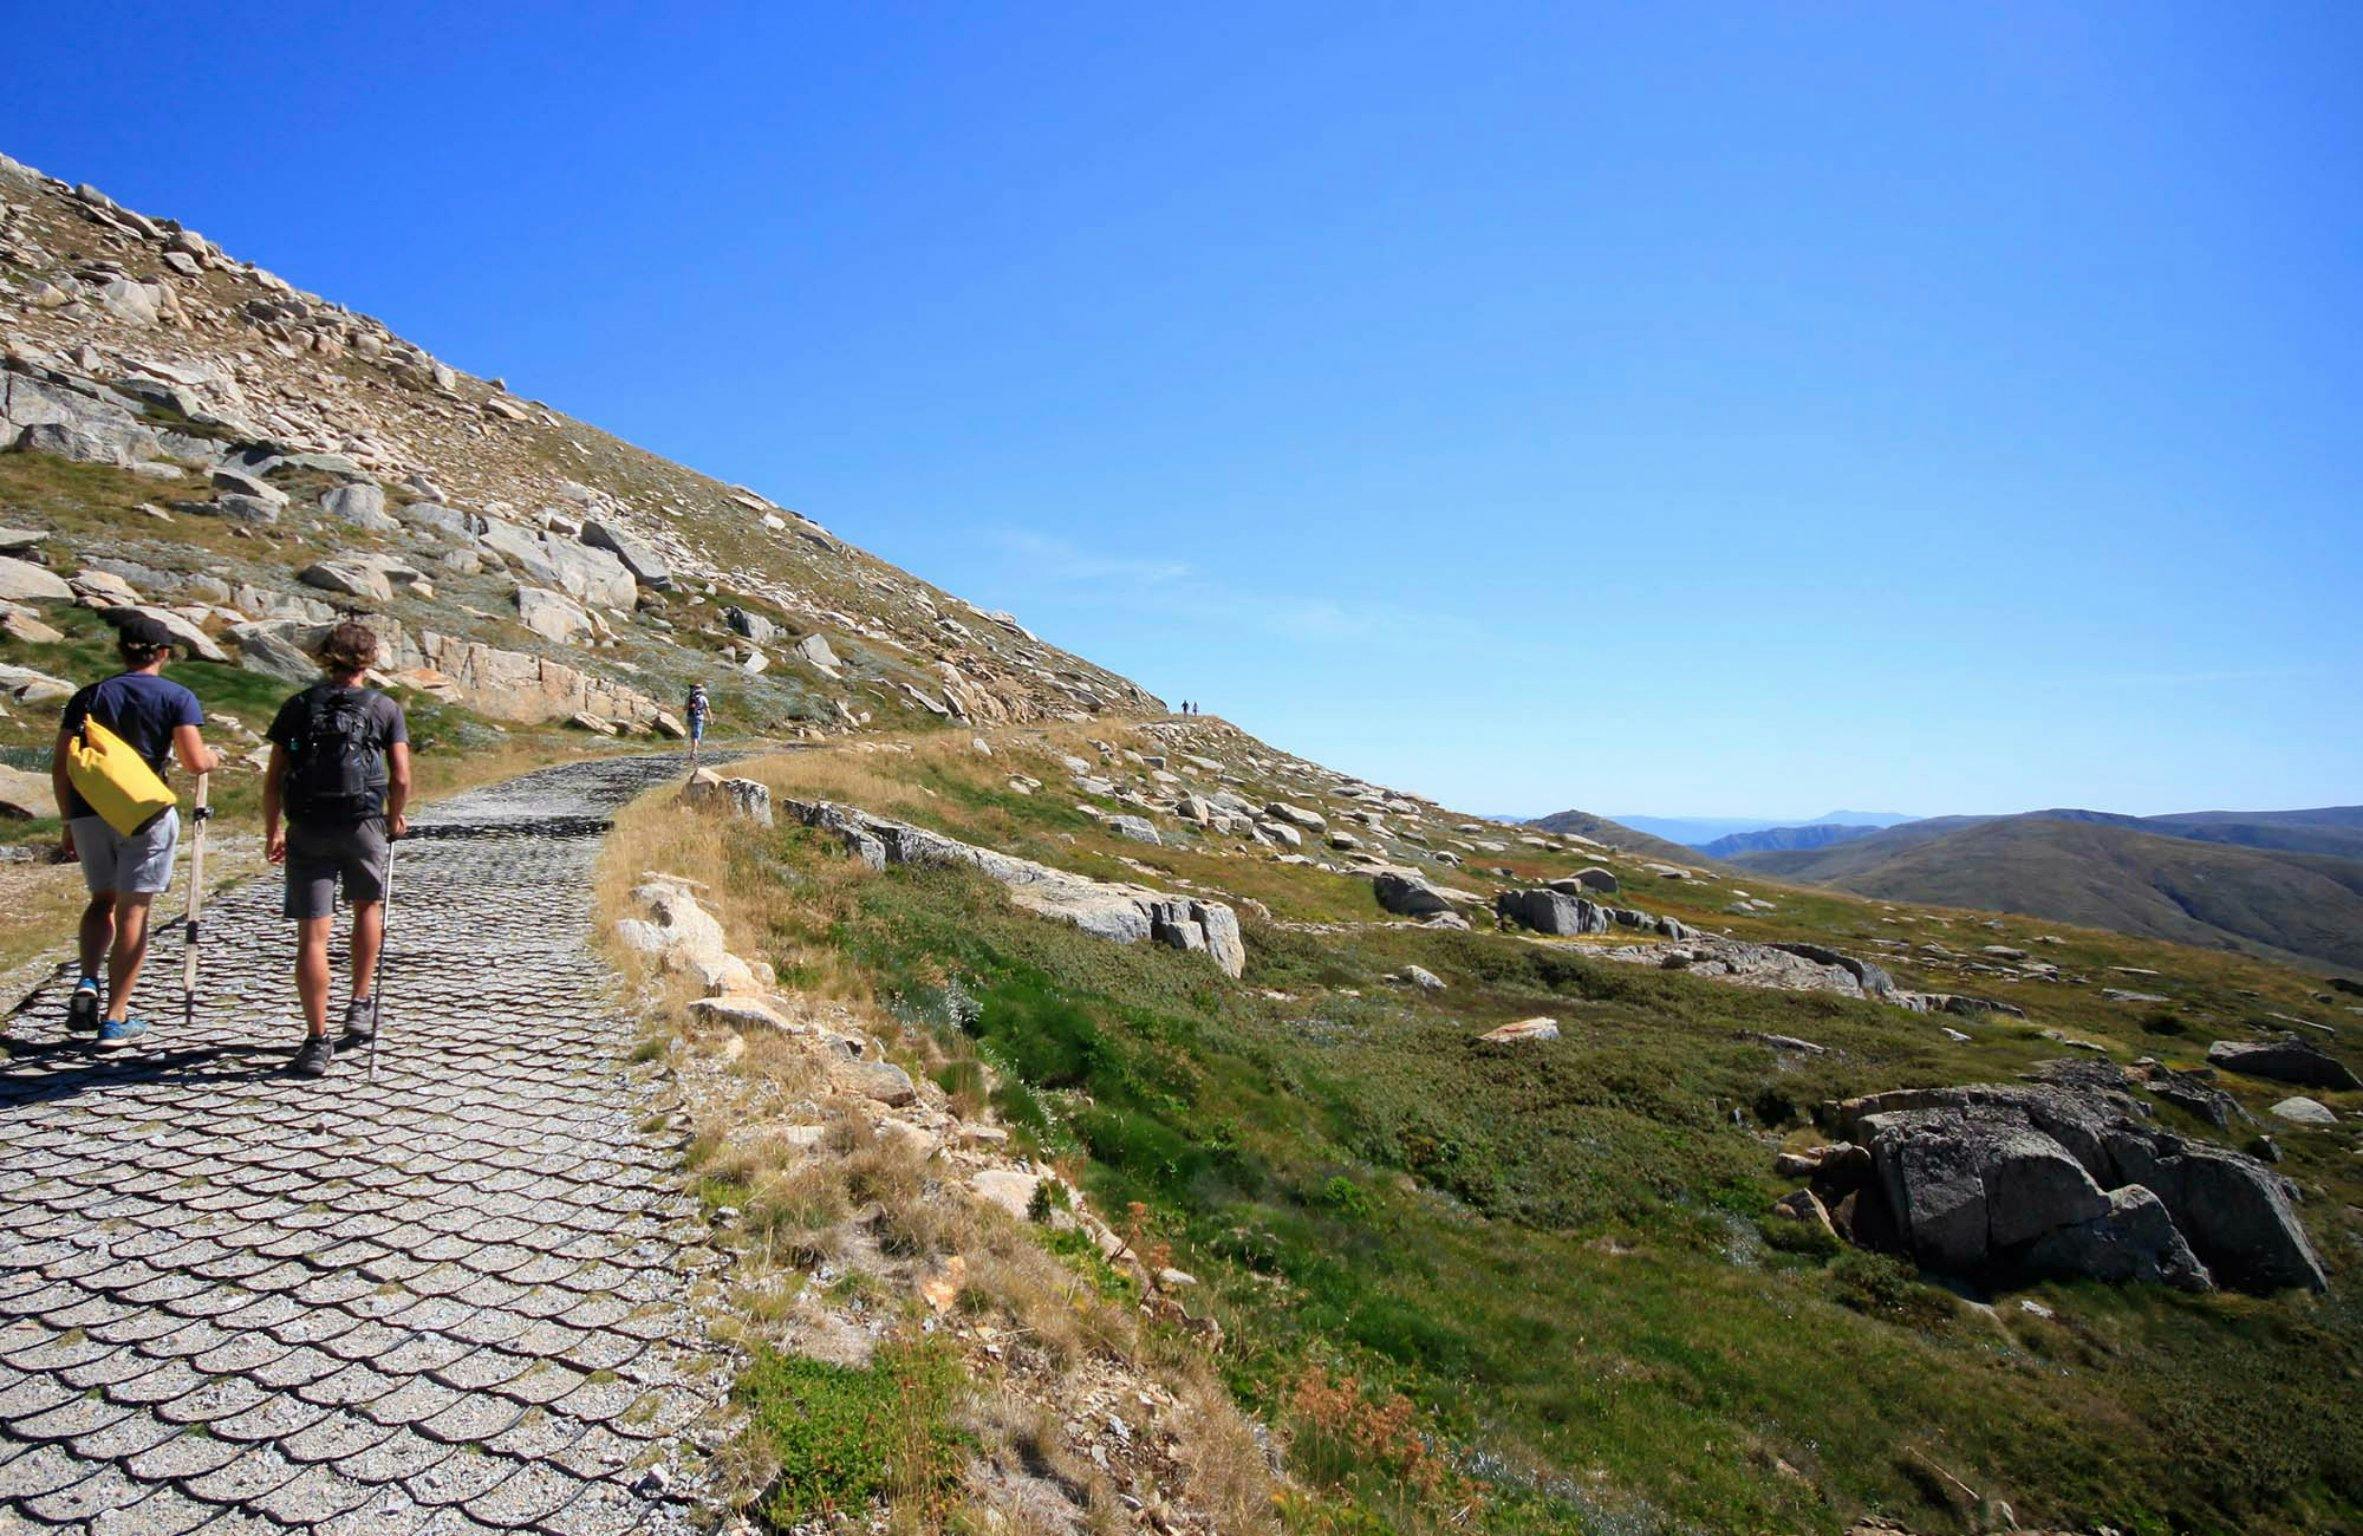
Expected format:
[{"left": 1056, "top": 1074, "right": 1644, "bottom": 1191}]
[
  {"left": 72, "top": 809, "right": 181, "bottom": 897},
  {"left": 284, "top": 820, "right": 390, "bottom": 920}
]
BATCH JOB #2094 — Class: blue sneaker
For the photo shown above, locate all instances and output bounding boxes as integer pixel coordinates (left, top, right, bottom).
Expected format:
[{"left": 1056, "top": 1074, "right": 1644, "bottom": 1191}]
[
  {"left": 67, "top": 978, "right": 101, "bottom": 1035},
  {"left": 95, "top": 1016, "right": 149, "bottom": 1051}
]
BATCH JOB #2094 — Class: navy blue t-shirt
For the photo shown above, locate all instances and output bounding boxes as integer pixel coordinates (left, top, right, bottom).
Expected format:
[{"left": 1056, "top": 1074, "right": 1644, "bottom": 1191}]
[{"left": 58, "top": 672, "right": 204, "bottom": 820}]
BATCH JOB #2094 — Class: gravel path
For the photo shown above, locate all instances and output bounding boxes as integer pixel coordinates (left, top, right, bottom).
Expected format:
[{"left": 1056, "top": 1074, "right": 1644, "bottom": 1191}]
[{"left": 0, "top": 754, "right": 720, "bottom": 1534}]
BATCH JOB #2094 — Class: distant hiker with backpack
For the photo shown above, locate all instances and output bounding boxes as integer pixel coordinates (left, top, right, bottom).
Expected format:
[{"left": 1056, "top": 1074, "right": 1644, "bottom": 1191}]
[
  {"left": 685, "top": 684, "right": 711, "bottom": 758},
  {"left": 262, "top": 621, "right": 411, "bottom": 1079},
  {"left": 53, "top": 613, "right": 222, "bottom": 1049}
]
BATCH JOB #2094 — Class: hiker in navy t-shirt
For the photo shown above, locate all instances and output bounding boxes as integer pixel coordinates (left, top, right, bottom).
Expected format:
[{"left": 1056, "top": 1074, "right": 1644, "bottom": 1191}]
[{"left": 52, "top": 613, "right": 221, "bottom": 1049}]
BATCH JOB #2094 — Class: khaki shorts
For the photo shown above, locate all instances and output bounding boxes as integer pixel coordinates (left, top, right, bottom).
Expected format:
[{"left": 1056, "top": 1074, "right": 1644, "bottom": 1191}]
[
  {"left": 283, "top": 820, "right": 390, "bottom": 920},
  {"left": 71, "top": 809, "right": 180, "bottom": 897}
]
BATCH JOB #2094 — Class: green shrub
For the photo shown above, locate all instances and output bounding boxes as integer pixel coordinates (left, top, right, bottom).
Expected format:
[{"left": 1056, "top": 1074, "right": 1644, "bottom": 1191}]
[
  {"left": 1760, "top": 1214, "right": 1843, "bottom": 1260},
  {"left": 1829, "top": 1250, "right": 1959, "bottom": 1332},
  {"left": 734, "top": 1341, "right": 965, "bottom": 1528}
]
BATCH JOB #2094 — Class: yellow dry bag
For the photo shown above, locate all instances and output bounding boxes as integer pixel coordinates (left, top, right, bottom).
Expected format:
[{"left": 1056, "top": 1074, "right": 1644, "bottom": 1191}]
[{"left": 65, "top": 716, "right": 177, "bottom": 836}]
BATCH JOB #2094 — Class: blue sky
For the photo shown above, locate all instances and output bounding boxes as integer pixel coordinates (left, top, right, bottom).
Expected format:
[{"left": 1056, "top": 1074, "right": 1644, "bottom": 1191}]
[{"left": 9, "top": 3, "right": 2358, "bottom": 818}]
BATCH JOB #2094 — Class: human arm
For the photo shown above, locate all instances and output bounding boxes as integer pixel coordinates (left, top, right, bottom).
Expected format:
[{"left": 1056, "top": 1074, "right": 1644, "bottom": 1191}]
[
  {"left": 51, "top": 725, "right": 77, "bottom": 862},
  {"left": 386, "top": 741, "right": 411, "bottom": 839},
  {"left": 262, "top": 742, "right": 288, "bottom": 864},
  {"left": 173, "top": 723, "right": 220, "bottom": 776}
]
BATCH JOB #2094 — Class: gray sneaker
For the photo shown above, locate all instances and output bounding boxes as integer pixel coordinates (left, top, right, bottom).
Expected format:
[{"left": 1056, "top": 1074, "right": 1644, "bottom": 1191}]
[
  {"left": 341, "top": 997, "right": 378, "bottom": 1045},
  {"left": 291, "top": 1035, "right": 335, "bottom": 1078}
]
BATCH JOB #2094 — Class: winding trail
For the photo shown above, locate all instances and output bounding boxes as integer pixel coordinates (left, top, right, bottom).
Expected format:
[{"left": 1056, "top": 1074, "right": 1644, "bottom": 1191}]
[{"left": 0, "top": 754, "right": 720, "bottom": 1534}]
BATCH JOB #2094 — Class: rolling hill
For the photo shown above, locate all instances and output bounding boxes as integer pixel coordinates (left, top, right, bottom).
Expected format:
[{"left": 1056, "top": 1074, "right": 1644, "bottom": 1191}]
[
  {"left": 1733, "top": 811, "right": 2363, "bottom": 972},
  {"left": 1697, "top": 820, "right": 1890, "bottom": 859},
  {"left": 1525, "top": 807, "right": 1717, "bottom": 866}
]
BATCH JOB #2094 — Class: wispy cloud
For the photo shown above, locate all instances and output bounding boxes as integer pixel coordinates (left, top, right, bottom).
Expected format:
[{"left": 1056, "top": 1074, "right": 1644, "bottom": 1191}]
[
  {"left": 981, "top": 526, "right": 1433, "bottom": 647},
  {"left": 990, "top": 529, "right": 1194, "bottom": 587}
]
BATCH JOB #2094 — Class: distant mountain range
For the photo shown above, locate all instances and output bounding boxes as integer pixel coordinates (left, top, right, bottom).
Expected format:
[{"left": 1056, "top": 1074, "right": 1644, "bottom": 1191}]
[
  {"left": 1697, "top": 821, "right": 1892, "bottom": 859},
  {"left": 1730, "top": 806, "right": 2363, "bottom": 973},
  {"left": 1605, "top": 810, "right": 1917, "bottom": 848}
]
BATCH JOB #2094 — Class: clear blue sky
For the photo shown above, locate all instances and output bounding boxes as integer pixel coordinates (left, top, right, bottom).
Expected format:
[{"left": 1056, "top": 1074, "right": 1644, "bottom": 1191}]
[{"left": 10, "top": 3, "right": 2358, "bottom": 818}]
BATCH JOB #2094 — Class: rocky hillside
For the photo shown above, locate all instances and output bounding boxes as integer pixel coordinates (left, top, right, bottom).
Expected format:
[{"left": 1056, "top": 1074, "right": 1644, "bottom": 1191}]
[
  {"left": 0, "top": 151, "right": 1154, "bottom": 755},
  {"left": 6, "top": 151, "right": 2361, "bottom": 1536}
]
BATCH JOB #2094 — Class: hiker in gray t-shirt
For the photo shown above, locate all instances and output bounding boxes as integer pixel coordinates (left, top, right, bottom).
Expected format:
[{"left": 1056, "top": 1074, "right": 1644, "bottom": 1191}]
[{"left": 262, "top": 621, "right": 411, "bottom": 1079}]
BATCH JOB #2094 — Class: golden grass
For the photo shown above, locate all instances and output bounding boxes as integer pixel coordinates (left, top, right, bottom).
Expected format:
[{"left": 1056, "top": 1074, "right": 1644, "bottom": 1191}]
[{"left": 595, "top": 740, "right": 1282, "bottom": 1536}]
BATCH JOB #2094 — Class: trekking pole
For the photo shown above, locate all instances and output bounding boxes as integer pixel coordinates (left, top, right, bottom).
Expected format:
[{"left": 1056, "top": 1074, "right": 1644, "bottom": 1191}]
[
  {"left": 370, "top": 822, "right": 396, "bottom": 1085},
  {"left": 181, "top": 772, "right": 211, "bottom": 1029}
]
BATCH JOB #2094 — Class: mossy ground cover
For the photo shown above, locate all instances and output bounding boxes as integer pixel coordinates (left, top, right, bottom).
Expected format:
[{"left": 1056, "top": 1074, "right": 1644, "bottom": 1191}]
[
  {"left": 733, "top": 1341, "right": 968, "bottom": 1528},
  {"left": 719, "top": 738, "right": 2362, "bottom": 1535}
]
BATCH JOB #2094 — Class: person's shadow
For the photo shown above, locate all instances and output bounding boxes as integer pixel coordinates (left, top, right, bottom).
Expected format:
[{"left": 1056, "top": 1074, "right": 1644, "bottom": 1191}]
[{"left": 0, "top": 1033, "right": 290, "bottom": 1110}]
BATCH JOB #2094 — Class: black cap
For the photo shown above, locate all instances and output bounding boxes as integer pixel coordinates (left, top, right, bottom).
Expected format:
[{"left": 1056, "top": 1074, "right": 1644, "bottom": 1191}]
[{"left": 113, "top": 612, "right": 177, "bottom": 650}]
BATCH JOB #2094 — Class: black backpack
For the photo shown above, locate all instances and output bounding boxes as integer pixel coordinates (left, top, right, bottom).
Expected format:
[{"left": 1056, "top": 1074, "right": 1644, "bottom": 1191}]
[{"left": 284, "top": 684, "right": 387, "bottom": 824}]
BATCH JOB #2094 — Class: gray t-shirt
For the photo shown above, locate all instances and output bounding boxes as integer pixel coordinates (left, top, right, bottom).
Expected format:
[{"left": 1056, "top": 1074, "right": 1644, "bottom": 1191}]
[{"left": 267, "top": 683, "right": 408, "bottom": 824}]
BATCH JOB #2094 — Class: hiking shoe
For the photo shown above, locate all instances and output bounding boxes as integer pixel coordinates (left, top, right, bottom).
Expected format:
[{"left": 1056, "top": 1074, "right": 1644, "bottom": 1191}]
[
  {"left": 95, "top": 1016, "right": 149, "bottom": 1051},
  {"left": 340, "top": 997, "right": 377, "bottom": 1046},
  {"left": 67, "top": 978, "right": 102, "bottom": 1035},
  {"left": 291, "top": 1035, "right": 335, "bottom": 1078}
]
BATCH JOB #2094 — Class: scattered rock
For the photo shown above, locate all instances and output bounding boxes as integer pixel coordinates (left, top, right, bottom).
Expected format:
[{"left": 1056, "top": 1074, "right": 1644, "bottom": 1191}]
[
  {"left": 1768, "top": 942, "right": 1894, "bottom": 998},
  {"left": 788, "top": 798, "right": 1245, "bottom": 976},
  {"left": 0, "top": 557, "right": 72, "bottom": 604},
  {"left": 1107, "top": 814, "right": 1160, "bottom": 845},
  {"left": 683, "top": 768, "right": 774, "bottom": 827},
  {"left": 1372, "top": 869, "right": 1455, "bottom": 918},
  {"left": 0, "top": 605, "right": 63, "bottom": 644},
  {"left": 1480, "top": 1017, "right": 1559, "bottom": 1044},
  {"left": 1772, "top": 1188, "right": 1839, "bottom": 1242},
  {"left": 580, "top": 520, "right": 672, "bottom": 589},
  {"left": 1497, "top": 887, "right": 1611, "bottom": 936},
  {"left": 2269, "top": 1097, "right": 2336, "bottom": 1127},
  {"left": 210, "top": 465, "right": 287, "bottom": 505},
  {"left": 970, "top": 1169, "right": 1041, "bottom": 1221},
  {"left": 515, "top": 585, "right": 594, "bottom": 643},
  {"left": 0, "top": 763, "right": 53, "bottom": 818},
  {"left": 0, "top": 663, "right": 75, "bottom": 704},
  {"left": 320, "top": 481, "right": 398, "bottom": 532},
  {"left": 725, "top": 606, "right": 778, "bottom": 645},
  {"left": 841, "top": 1059, "right": 917, "bottom": 1107},
  {"left": 299, "top": 560, "right": 392, "bottom": 603},
  {"left": 2207, "top": 1038, "right": 2360, "bottom": 1091}
]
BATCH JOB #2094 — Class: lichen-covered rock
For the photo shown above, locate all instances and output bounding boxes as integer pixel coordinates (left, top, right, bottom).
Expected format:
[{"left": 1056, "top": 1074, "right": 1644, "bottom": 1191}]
[
  {"left": 2207, "top": 1037, "right": 2360, "bottom": 1091},
  {"left": 1372, "top": 868, "right": 1454, "bottom": 917},
  {"left": 1828, "top": 1082, "right": 2326, "bottom": 1295},
  {"left": 2021, "top": 1185, "right": 2212, "bottom": 1291},
  {"left": 787, "top": 797, "right": 1245, "bottom": 977},
  {"left": 1496, "top": 887, "right": 1611, "bottom": 935}
]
